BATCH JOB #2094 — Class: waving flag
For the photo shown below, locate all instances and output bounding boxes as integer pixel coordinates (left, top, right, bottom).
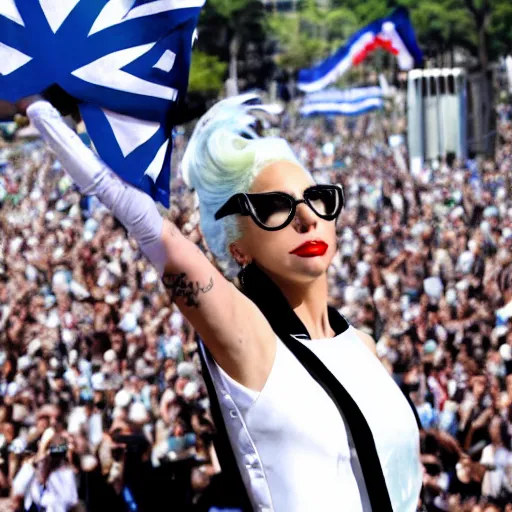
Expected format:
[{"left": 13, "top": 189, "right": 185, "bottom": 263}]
[
  {"left": 304, "top": 87, "right": 383, "bottom": 104},
  {"left": 0, "top": 0, "right": 205, "bottom": 207},
  {"left": 297, "top": 7, "right": 422, "bottom": 93},
  {"left": 300, "top": 87, "right": 383, "bottom": 117}
]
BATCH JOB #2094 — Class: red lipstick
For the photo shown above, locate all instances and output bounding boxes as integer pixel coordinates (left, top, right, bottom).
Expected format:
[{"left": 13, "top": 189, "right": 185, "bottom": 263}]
[{"left": 290, "top": 240, "right": 328, "bottom": 257}]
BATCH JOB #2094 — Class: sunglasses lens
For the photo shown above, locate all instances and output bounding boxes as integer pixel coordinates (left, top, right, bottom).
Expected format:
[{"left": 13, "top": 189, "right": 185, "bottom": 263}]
[
  {"left": 249, "top": 194, "right": 293, "bottom": 229},
  {"left": 306, "top": 187, "right": 341, "bottom": 218}
]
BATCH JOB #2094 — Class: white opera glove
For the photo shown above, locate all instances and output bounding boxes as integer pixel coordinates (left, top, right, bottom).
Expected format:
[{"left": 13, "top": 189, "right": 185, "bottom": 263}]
[{"left": 27, "top": 100, "right": 168, "bottom": 276}]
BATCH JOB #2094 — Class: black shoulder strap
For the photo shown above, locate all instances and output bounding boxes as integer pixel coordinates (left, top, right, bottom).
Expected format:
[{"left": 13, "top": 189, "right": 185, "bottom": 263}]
[{"left": 401, "top": 384, "right": 423, "bottom": 432}]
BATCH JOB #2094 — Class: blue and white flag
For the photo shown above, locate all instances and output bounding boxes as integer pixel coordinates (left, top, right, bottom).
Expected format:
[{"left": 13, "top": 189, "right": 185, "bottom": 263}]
[
  {"left": 300, "top": 98, "right": 383, "bottom": 117},
  {"left": 303, "top": 86, "right": 383, "bottom": 105},
  {"left": 300, "top": 86, "right": 384, "bottom": 117},
  {"left": 297, "top": 7, "right": 422, "bottom": 93},
  {"left": 0, "top": 0, "right": 205, "bottom": 207}
]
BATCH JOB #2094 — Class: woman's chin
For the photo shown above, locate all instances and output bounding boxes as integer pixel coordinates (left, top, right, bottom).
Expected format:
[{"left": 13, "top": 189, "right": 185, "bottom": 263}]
[
  {"left": 262, "top": 254, "right": 330, "bottom": 284},
  {"left": 291, "top": 256, "right": 330, "bottom": 278}
]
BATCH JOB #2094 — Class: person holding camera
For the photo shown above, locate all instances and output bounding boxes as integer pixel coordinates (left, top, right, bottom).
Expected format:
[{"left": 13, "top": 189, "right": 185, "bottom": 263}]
[{"left": 11, "top": 432, "right": 78, "bottom": 512}]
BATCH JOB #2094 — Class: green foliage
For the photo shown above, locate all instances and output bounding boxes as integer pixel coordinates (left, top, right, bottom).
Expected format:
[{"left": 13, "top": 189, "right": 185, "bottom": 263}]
[
  {"left": 191, "top": 0, "right": 512, "bottom": 98},
  {"left": 198, "top": 0, "right": 267, "bottom": 61},
  {"left": 188, "top": 51, "right": 227, "bottom": 94},
  {"left": 402, "top": 0, "right": 512, "bottom": 67},
  {"left": 208, "top": 0, "right": 253, "bottom": 18},
  {"left": 401, "top": 0, "right": 477, "bottom": 56},
  {"left": 488, "top": 1, "right": 512, "bottom": 59},
  {"left": 268, "top": 14, "right": 323, "bottom": 69},
  {"left": 324, "top": 8, "right": 360, "bottom": 46},
  {"left": 267, "top": 1, "right": 359, "bottom": 70},
  {"left": 194, "top": 0, "right": 269, "bottom": 94}
]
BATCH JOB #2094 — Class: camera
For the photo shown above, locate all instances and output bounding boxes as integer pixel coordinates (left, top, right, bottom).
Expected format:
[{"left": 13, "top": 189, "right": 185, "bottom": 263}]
[
  {"left": 49, "top": 443, "right": 68, "bottom": 459},
  {"left": 49, "top": 443, "right": 67, "bottom": 455}
]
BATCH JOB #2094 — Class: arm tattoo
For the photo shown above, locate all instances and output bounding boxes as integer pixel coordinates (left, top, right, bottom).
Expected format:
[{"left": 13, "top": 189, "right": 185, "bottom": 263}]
[{"left": 162, "top": 272, "right": 214, "bottom": 308}]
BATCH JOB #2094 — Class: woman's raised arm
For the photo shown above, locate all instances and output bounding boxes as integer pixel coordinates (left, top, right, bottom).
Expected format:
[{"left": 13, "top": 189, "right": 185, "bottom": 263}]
[
  {"left": 24, "top": 98, "right": 275, "bottom": 390},
  {"left": 157, "top": 218, "right": 275, "bottom": 389}
]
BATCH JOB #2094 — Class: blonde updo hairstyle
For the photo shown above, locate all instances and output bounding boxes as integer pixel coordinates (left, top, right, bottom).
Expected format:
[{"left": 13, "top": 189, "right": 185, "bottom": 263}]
[{"left": 181, "top": 95, "right": 311, "bottom": 274}]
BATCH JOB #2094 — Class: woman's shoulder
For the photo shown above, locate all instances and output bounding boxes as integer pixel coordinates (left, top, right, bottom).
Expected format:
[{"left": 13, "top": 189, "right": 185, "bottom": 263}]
[{"left": 351, "top": 328, "right": 378, "bottom": 357}]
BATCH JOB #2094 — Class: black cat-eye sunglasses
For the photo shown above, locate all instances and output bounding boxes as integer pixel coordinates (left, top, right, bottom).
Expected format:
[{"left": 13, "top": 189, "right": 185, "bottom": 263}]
[{"left": 215, "top": 184, "right": 344, "bottom": 231}]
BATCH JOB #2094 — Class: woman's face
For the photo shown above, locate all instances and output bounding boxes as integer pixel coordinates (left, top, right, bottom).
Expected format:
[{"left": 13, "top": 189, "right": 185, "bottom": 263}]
[{"left": 233, "top": 162, "right": 338, "bottom": 285}]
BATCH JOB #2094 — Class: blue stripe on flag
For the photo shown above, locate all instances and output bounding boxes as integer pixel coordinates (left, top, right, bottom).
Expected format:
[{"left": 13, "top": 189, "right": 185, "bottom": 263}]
[{"left": 392, "top": 7, "right": 424, "bottom": 70}]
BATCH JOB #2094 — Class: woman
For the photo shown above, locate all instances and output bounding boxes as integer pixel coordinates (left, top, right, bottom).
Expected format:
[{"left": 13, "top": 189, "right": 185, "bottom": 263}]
[{"left": 17, "top": 93, "right": 422, "bottom": 511}]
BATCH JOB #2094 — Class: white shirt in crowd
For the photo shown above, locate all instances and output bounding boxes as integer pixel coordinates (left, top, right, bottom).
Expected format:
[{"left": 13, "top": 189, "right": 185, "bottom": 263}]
[
  {"left": 12, "top": 462, "right": 78, "bottom": 512},
  {"left": 480, "top": 444, "right": 512, "bottom": 498}
]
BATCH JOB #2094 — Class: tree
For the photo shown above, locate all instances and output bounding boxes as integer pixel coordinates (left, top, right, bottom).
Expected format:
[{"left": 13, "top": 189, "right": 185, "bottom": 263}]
[
  {"left": 488, "top": 0, "right": 512, "bottom": 60},
  {"left": 268, "top": 0, "right": 359, "bottom": 70},
  {"left": 197, "top": 0, "right": 267, "bottom": 94},
  {"left": 268, "top": 14, "right": 326, "bottom": 70},
  {"left": 188, "top": 51, "right": 228, "bottom": 95},
  {"left": 402, "top": 0, "right": 511, "bottom": 69},
  {"left": 191, "top": 0, "right": 512, "bottom": 100},
  {"left": 463, "top": 0, "right": 492, "bottom": 69},
  {"left": 401, "top": 0, "right": 476, "bottom": 66},
  {"left": 335, "top": 0, "right": 389, "bottom": 27}
]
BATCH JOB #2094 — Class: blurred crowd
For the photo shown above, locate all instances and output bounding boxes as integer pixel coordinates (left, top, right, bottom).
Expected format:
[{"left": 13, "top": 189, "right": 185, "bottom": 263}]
[
  {"left": 0, "top": 96, "right": 511, "bottom": 511},
  {"left": 0, "top": 136, "right": 217, "bottom": 511}
]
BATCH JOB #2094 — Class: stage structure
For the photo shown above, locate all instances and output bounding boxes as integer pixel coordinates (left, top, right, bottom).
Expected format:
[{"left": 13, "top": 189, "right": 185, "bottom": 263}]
[
  {"left": 408, "top": 67, "right": 498, "bottom": 172},
  {"left": 466, "top": 69, "right": 496, "bottom": 157},
  {"left": 407, "top": 68, "right": 467, "bottom": 174}
]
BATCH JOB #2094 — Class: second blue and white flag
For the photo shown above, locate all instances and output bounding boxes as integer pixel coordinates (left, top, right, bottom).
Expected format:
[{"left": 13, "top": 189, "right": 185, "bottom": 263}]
[{"left": 297, "top": 7, "right": 423, "bottom": 93}]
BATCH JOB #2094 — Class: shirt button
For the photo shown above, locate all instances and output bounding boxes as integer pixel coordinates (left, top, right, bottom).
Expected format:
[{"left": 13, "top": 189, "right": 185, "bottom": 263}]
[{"left": 229, "top": 409, "right": 238, "bottom": 419}]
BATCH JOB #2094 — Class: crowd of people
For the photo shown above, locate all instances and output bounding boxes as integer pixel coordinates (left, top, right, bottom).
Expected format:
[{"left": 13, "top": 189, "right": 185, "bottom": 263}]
[
  {"left": 0, "top": 93, "right": 511, "bottom": 511},
  {"left": 0, "top": 133, "right": 218, "bottom": 511}
]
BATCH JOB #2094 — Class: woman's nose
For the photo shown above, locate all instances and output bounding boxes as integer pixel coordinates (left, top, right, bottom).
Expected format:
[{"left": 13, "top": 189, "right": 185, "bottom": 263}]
[{"left": 293, "top": 203, "right": 317, "bottom": 233}]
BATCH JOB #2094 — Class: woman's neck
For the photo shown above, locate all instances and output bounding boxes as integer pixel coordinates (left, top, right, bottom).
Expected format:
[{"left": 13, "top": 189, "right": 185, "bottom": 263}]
[{"left": 270, "top": 271, "right": 334, "bottom": 339}]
